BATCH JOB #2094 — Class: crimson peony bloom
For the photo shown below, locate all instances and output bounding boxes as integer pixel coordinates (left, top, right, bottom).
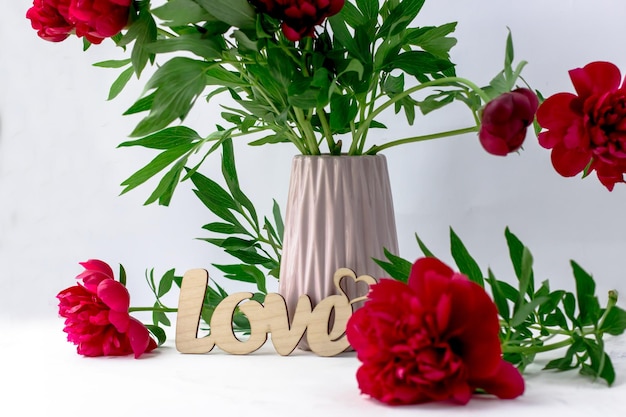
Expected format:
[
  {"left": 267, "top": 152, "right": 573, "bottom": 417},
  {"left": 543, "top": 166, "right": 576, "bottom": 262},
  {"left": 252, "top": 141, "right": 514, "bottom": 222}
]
[
  {"left": 249, "top": 0, "right": 345, "bottom": 41},
  {"left": 537, "top": 61, "right": 626, "bottom": 191},
  {"left": 27, "top": 0, "right": 131, "bottom": 44},
  {"left": 26, "top": 0, "right": 74, "bottom": 42},
  {"left": 57, "top": 259, "right": 157, "bottom": 358},
  {"left": 69, "top": 0, "right": 132, "bottom": 44},
  {"left": 346, "top": 257, "right": 524, "bottom": 405},
  {"left": 479, "top": 88, "right": 539, "bottom": 156}
]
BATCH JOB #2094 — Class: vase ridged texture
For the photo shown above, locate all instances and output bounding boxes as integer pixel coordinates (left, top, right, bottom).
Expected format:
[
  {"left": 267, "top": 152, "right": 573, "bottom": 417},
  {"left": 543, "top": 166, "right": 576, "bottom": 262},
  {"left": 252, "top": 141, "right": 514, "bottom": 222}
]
[{"left": 278, "top": 155, "right": 399, "bottom": 350}]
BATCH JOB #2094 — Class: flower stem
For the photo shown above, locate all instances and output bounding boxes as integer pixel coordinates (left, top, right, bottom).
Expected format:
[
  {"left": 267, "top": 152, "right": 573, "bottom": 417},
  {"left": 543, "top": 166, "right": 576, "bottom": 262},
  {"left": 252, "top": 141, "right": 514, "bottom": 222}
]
[
  {"left": 129, "top": 307, "right": 178, "bottom": 313},
  {"left": 355, "top": 76, "right": 491, "bottom": 148},
  {"left": 503, "top": 337, "right": 573, "bottom": 354},
  {"left": 366, "top": 126, "right": 479, "bottom": 154},
  {"left": 316, "top": 107, "right": 337, "bottom": 154}
]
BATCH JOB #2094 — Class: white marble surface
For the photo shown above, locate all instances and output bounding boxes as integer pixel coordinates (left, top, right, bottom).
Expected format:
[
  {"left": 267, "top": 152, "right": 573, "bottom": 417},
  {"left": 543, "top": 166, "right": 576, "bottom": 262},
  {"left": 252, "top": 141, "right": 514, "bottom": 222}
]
[{"left": 2, "top": 319, "right": 626, "bottom": 416}]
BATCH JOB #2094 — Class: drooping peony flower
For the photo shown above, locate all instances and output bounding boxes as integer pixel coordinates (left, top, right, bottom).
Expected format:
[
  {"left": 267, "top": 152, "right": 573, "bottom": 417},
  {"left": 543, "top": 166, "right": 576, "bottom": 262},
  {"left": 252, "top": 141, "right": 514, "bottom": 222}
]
[
  {"left": 57, "top": 259, "right": 157, "bottom": 358},
  {"left": 26, "top": 0, "right": 131, "bottom": 44},
  {"left": 479, "top": 88, "right": 539, "bottom": 156},
  {"left": 537, "top": 61, "right": 626, "bottom": 191},
  {"left": 249, "top": 0, "right": 345, "bottom": 41},
  {"left": 26, "top": 0, "right": 74, "bottom": 42},
  {"left": 346, "top": 257, "right": 524, "bottom": 405}
]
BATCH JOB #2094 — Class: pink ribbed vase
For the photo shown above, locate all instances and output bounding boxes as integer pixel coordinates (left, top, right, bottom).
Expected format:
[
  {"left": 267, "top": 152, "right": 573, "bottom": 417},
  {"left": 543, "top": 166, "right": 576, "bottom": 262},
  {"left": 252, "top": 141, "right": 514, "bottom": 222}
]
[{"left": 278, "top": 155, "right": 399, "bottom": 350}]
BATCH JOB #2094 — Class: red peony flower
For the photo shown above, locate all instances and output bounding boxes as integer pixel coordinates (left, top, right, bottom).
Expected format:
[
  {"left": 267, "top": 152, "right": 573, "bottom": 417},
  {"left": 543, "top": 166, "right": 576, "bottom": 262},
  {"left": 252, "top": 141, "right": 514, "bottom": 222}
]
[
  {"left": 249, "top": 0, "right": 345, "bottom": 41},
  {"left": 479, "top": 88, "right": 539, "bottom": 156},
  {"left": 537, "top": 61, "right": 626, "bottom": 191},
  {"left": 69, "top": 0, "right": 132, "bottom": 44},
  {"left": 346, "top": 257, "right": 524, "bottom": 405},
  {"left": 26, "top": 0, "right": 74, "bottom": 42},
  {"left": 26, "top": 0, "right": 131, "bottom": 44},
  {"left": 57, "top": 259, "right": 157, "bottom": 358}
]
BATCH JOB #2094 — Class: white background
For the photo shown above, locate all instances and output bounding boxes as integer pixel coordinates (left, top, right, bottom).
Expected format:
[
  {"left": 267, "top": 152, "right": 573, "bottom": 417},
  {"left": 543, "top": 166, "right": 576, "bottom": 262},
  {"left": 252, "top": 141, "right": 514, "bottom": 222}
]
[{"left": 3, "top": 0, "right": 626, "bottom": 323}]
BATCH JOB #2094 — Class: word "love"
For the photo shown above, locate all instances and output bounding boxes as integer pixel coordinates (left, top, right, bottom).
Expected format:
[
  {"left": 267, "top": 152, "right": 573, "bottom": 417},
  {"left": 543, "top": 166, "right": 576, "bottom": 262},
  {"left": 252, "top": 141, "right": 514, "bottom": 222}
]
[{"left": 175, "top": 268, "right": 376, "bottom": 357}]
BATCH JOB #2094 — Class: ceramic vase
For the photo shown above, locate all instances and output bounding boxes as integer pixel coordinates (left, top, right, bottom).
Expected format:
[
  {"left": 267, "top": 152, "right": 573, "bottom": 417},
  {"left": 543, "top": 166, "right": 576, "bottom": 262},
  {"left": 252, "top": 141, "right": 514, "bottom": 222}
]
[{"left": 278, "top": 154, "right": 399, "bottom": 349}]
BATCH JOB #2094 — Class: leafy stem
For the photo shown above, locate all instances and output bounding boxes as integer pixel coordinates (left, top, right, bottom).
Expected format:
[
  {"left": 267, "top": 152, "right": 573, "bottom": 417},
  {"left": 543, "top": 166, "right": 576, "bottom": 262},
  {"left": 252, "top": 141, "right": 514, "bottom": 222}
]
[
  {"left": 366, "top": 126, "right": 479, "bottom": 154},
  {"left": 353, "top": 76, "right": 491, "bottom": 154}
]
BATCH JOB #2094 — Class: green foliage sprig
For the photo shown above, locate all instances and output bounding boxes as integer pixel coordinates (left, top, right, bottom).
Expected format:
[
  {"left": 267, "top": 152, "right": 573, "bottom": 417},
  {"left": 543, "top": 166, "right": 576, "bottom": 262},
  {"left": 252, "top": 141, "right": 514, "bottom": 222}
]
[
  {"left": 128, "top": 138, "right": 284, "bottom": 339},
  {"left": 95, "top": 0, "right": 530, "bottom": 206},
  {"left": 375, "top": 227, "right": 626, "bottom": 386}
]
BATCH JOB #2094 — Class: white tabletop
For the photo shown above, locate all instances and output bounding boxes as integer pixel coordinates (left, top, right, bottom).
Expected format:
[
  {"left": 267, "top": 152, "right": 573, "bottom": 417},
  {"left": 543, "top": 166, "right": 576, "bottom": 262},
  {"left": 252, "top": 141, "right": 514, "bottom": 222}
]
[{"left": 2, "top": 318, "right": 626, "bottom": 416}]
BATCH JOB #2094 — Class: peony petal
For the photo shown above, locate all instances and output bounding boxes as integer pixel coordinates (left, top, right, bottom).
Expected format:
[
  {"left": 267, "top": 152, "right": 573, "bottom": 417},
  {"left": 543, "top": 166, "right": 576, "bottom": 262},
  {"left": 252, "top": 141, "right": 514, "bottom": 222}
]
[
  {"left": 536, "top": 93, "right": 579, "bottom": 130},
  {"left": 446, "top": 279, "right": 502, "bottom": 379},
  {"left": 281, "top": 22, "right": 302, "bottom": 41},
  {"left": 108, "top": 309, "right": 130, "bottom": 333},
  {"left": 551, "top": 143, "right": 592, "bottom": 177},
  {"left": 570, "top": 61, "right": 622, "bottom": 99},
  {"left": 408, "top": 257, "right": 455, "bottom": 297},
  {"left": 479, "top": 129, "right": 512, "bottom": 156},
  {"left": 79, "top": 260, "right": 114, "bottom": 277},
  {"left": 77, "top": 259, "right": 115, "bottom": 292},
  {"left": 472, "top": 359, "right": 525, "bottom": 400},
  {"left": 97, "top": 279, "right": 130, "bottom": 312},
  {"left": 127, "top": 317, "right": 155, "bottom": 358}
]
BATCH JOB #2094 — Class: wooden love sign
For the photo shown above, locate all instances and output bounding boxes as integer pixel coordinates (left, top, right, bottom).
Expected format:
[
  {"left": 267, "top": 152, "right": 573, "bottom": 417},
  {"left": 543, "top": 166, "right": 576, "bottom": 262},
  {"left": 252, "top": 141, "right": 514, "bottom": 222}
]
[{"left": 175, "top": 268, "right": 376, "bottom": 357}]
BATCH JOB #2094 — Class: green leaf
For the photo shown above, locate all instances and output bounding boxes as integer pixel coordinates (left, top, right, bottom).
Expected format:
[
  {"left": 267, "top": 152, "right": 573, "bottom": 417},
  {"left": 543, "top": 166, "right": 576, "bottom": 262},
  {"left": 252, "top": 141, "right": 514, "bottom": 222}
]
[
  {"left": 504, "top": 227, "right": 524, "bottom": 277},
  {"left": 225, "top": 249, "right": 273, "bottom": 265},
  {"left": 449, "top": 227, "right": 483, "bottom": 287},
  {"left": 543, "top": 342, "right": 579, "bottom": 371},
  {"left": 93, "top": 59, "right": 132, "bottom": 68},
  {"left": 571, "top": 260, "right": 601, "bottom": 325},
  {"left": 487, "top": 268, "right": 510, "bottom": 320},
  {"left": 153, "top": 0, "right": 213, "bottom": 25},
  {"left": 119, "top": 7, "right": 157, "bottom": 76},
  {"left": 404, "top": 23, "right": 458, "bottom": 59},
  {"left": 377, "top": 0, "right": 426, "bottom": 39},
  {"left": 248, "top": 134, "right": 290, "bottom": 146},
  {"left": 328, "top": 14, "right": 363, "bottom": 61},
  {"left": 145, "top": 324, "right": 167, "bottom": 346},
  {"left": 385, "top": 51, "right": 454, "bottom": 78},
  {"left": 189, "top": 171, "right": 238, "bottom": 214},
  {"left": 356, "top": 0, "right": 379, "bottom": 21},
  {"left": 131, "top": 57, "right": 209, "bottom": 137},
  {"left": 415, "top": 232, "right": 436, "bottom": 258},
  {"left": 120, "top": 144, "right": 194, "bottom": 195},
  {"left": 152, "top": 301, "right": 171, "bottom": 327},
  {"left": 157, "top": 269, "right": 176, "bottom": 298},
  {"left": 511, "top": 296, "right": 549, "bottom": 327},
  {"left": 107, "top": 66, "right": 134, "bottom": 101},
  {"left": 221, "top": 138, "right": 258, "bottom": 220},
  {"left": 221, "top": 237, "right": 257, "bottom": 250},
  {"left": 272, "top": 199, "right": 284, "bottom": 240},
  {"left": 563, "top": 291, "right": 577, "bottom": 322},
  {"left": 118, "top": 126, "right": 201, "bottom": 150},
  {"left": 373, "top": 248, "right": 412, "bottom": 283},
  {"left": 124, "top": 92, "right": 155, "bottom": 115},
  {"left": 203, "top": 222, "right": 248, "bottom": 235},
  {"left": 212, "top": 264, "right": 257, "bottom": 285},
  {"left": 600, "top": 306, "right": 626, "bottom": 336},
  {"left": 145, "top": 35, "right": 224, "bottom": 60},
  {"left": 516, "top": 246, "right": 534, "bottom": 304},
  {"left": 382, "top": 73, "right": 405, "bottom": 95},
  {"left": 582, "top": 338, "right": 615, "bottom": 386},
  {"left": 194, "top": 0, "right": 256, "bottom": 30},
  {"left": 118, "top": 264, "right": 127, "bottom": 286},
  {"left": 340, "top": 1, "right": 365, "bottom": 27},
  {"left": 504, "top": 28, "right": 514, "bottom": 81}
]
